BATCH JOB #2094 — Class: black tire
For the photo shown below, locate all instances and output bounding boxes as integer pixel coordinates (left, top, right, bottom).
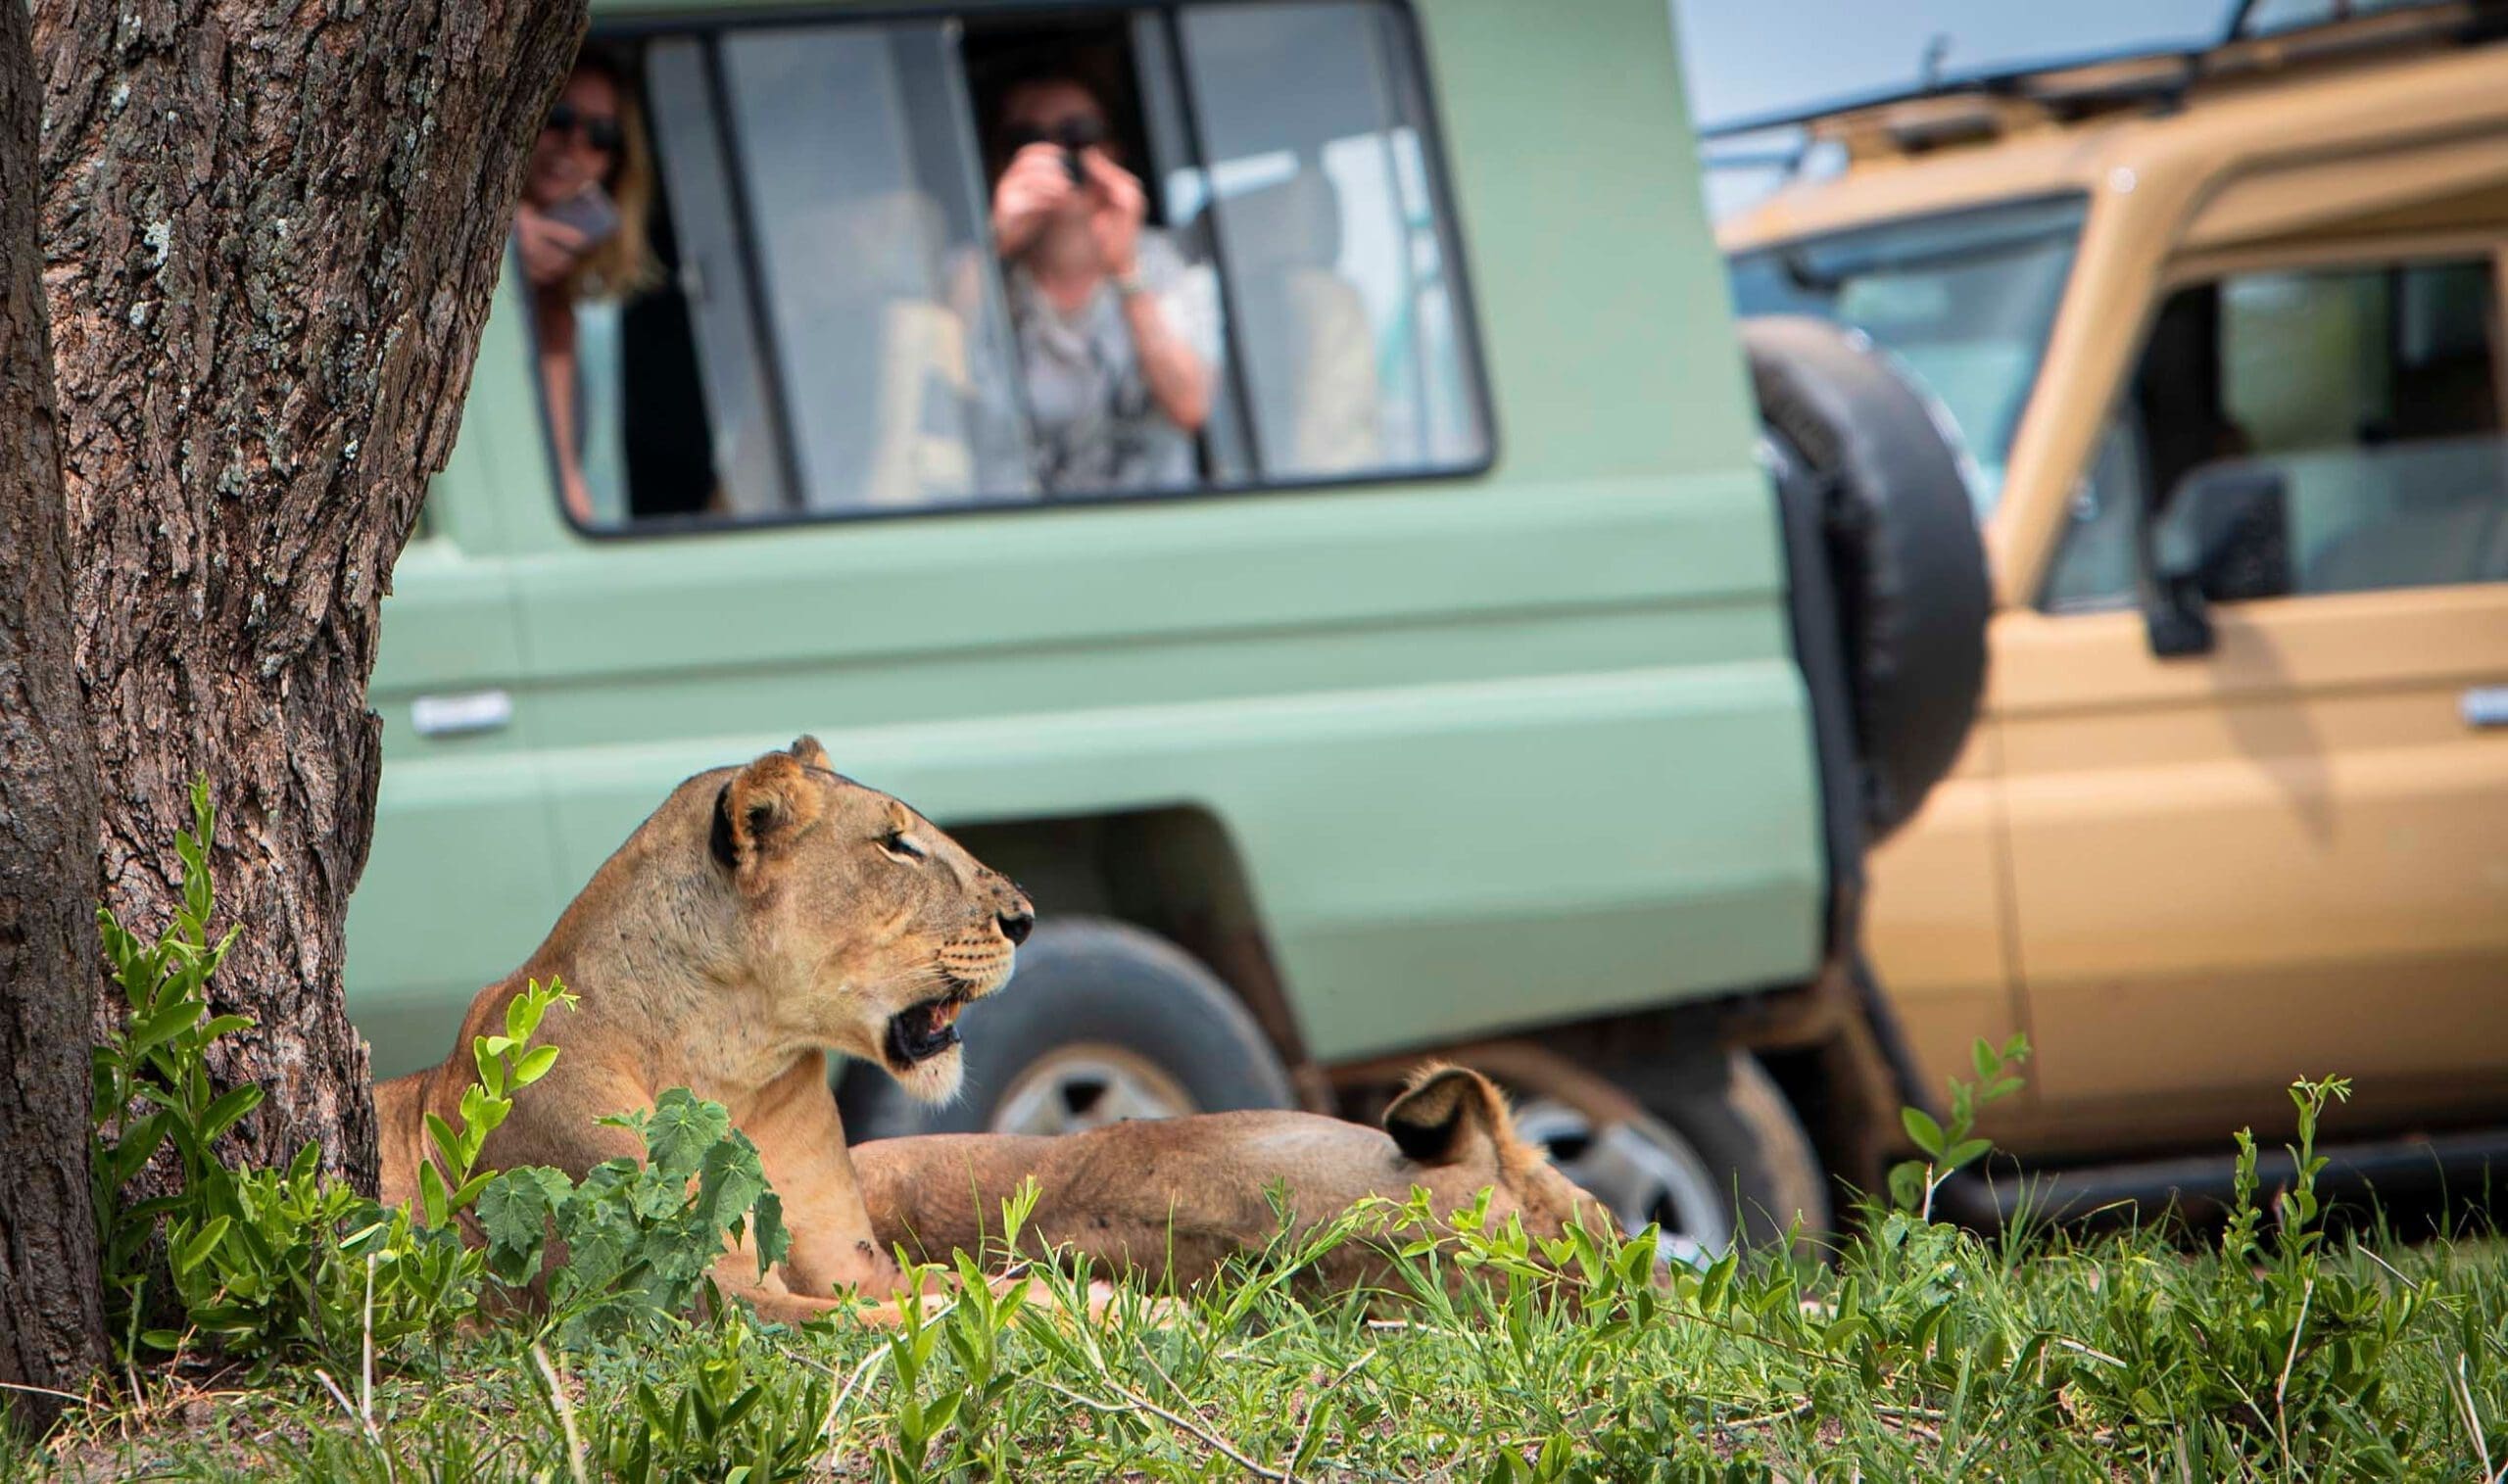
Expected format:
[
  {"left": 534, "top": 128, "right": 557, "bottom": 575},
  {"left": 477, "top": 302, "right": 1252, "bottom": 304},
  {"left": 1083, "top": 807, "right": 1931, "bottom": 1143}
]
[
  {"left": 841, "top": 916, "right": 1296, "bottom": 1140},
  {"left": 1619, "top": 1050, "right": 1832, "bottom": 1250},
  {"left": 1743, "top": 315, "right": 1992, "bottom": 842}
]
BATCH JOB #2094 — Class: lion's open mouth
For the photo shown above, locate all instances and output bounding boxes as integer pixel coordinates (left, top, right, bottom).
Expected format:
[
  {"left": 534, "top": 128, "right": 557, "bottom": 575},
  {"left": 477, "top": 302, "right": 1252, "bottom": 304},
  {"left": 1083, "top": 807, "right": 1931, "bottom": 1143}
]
[{"left": 885, "top": 992, "right": 968, "bottom": 1069}]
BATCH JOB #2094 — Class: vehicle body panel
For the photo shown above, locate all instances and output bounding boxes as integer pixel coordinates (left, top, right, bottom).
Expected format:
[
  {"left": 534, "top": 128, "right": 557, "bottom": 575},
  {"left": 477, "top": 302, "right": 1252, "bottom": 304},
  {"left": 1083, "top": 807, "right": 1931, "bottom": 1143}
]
[{"left": 1993, "top": 585, "right": 2508, "bottom": 1153}]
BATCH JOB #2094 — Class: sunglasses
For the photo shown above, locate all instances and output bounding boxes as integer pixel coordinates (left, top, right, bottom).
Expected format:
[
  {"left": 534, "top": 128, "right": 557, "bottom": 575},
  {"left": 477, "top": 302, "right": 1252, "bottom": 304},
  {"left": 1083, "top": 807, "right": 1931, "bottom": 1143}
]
[
  {"left": 545, "top": 100, "right": 623, "bottom": 154},
  {"left": 1002, "top": 115, "right": 1106, "bottom": 156}
]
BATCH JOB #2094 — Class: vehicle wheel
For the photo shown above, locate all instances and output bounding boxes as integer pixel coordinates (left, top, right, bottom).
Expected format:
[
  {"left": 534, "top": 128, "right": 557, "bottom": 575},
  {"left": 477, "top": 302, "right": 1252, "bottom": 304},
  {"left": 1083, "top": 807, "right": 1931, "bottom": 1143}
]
[
  {"left": 841, "top": 916, "right": 1296, "bottom": 1140},
  {"left": 1519, "top": 1051, "right": 1830, "bottom": 1261},
  {"left": 1743, "top": 314, "right": 1992, "bottom": 842}
]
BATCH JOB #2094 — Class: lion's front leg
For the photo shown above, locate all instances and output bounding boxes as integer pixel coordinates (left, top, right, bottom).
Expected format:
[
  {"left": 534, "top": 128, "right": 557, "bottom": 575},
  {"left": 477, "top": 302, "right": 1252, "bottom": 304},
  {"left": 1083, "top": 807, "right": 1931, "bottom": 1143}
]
[{"left": 742, "top": 1055, "right": 904, "bottom": 1302}]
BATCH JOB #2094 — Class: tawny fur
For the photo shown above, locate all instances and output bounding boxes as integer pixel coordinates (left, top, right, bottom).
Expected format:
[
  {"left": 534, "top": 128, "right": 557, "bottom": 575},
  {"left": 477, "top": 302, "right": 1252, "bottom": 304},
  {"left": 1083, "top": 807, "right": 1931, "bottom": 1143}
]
[
  {"left": 374, "top": 736, "right": 1032, "bottom": 1325},
  {"left": 853, "top": 1065, "right": 1616, "bottom": 1289}
]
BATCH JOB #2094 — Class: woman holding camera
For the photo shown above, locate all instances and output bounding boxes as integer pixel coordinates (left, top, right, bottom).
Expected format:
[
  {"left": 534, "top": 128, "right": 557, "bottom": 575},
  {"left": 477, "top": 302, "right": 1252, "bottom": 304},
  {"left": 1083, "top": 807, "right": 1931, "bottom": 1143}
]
[{"left": 514, "top": 49, "right": 658, "bottom": 524}]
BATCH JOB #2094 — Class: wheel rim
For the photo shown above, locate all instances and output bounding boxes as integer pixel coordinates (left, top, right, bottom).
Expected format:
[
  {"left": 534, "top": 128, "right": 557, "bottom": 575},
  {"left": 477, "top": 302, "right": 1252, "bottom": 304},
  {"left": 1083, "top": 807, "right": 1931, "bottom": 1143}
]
[
  {"left": 1510, "top": 1097, "right": 1734, "bottom": 1266},
  {"left": 990, "top": 1044, "right": 1199, "bottom": 1135}
]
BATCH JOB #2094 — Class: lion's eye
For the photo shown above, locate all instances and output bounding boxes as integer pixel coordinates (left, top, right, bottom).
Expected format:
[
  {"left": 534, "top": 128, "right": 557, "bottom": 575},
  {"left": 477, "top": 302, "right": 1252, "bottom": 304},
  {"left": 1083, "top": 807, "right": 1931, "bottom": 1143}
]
[{"left": 880, "top": 831, "right": 928, "bottom": 862}]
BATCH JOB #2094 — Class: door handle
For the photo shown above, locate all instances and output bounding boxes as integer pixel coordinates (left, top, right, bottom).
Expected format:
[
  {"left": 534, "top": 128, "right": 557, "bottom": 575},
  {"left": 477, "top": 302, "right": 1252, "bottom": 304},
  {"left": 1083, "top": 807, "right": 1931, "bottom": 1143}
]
[
  {"left": 411, "top": 690, "right": 513, "bottom": 739},
  {"left": 2464, "top": 686, "right": 2508, "bottom": 730}
]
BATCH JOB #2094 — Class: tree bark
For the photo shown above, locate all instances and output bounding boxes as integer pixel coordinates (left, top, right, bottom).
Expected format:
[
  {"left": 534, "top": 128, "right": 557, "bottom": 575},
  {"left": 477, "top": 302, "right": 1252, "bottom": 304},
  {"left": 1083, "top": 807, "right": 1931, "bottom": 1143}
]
[
  {"left": 34, "top": 0, "right": 588, "bottom": 1186},
  {"left": 0, "top": 0, "right": 105, "bottom": 1433}
]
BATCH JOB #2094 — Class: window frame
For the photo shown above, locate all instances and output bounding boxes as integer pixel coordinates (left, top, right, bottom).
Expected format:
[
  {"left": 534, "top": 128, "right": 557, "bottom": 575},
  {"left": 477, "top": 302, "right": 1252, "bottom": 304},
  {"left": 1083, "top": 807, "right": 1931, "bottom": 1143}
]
[
  {"left": 550, "top": 0, "right": 1499, "bottom": 540},
  {"left": 2034, "top": 234, "right": 2508, "bottom": 613}
]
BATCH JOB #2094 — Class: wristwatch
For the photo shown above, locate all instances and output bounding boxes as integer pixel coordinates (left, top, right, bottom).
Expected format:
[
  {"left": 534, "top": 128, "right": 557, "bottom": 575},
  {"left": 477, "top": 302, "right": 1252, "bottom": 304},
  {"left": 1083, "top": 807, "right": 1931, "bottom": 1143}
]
[{"left": 1112, "top": 265, "right": 1149, "bottom": 299}]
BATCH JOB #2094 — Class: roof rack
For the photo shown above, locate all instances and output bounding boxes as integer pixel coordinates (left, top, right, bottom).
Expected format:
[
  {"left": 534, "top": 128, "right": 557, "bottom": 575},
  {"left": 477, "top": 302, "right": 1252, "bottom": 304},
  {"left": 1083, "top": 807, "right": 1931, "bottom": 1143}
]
[{"left": 1696, "top": 0, "right": 2505, "bottom": 146}]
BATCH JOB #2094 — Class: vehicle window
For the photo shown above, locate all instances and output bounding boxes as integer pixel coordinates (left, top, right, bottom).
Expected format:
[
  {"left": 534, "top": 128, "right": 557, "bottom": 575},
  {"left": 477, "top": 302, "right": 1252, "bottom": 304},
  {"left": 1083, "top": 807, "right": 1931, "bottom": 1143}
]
[
  {"left": 727, "top": 24, "right": 1033, "bottom": 511},
  {"left": 545, "top": 2, "right": 1488, "bottom": 529},
  {"left": 2043, "top": 258, "right": 2506, "bottom": 609},
  {"left": 1169, "top": 2, "right": 1486, "bottom": 478},
  {"left": 1728, "top": 196, "right": 2085, "bottom": 519}
]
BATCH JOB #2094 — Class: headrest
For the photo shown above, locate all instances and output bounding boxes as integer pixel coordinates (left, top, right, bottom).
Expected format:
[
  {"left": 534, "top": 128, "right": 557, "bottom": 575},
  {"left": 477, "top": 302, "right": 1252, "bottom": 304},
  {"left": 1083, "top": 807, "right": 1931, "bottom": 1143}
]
[{"left": 1210, "top": 171, "right": 1343, "bottom": 273}]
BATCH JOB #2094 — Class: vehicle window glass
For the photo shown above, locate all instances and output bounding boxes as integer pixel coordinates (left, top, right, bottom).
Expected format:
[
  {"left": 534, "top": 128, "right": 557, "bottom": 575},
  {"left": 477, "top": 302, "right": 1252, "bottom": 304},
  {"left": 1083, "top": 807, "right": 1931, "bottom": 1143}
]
[
  {"left": 551, "top": 2, "right": 1487, "bottom": 530},
  {"left": 643, "top": 37, "right": 796, "bottom": 517},
  {"left": 2043, "top": 258, "right": 2506, "bottom": 607},
  {"left": 1171, "top": 2, "right": 1487, "bottom": 477},
  {"left": 726, "top": 24, "right": 1033, "bottom": 512},
  {"left": 1728, "top": 196, "right": 2084, "bottom": 519},
  {"left": 2040, "top": 414, "right": 2146, "bottom": 612}
]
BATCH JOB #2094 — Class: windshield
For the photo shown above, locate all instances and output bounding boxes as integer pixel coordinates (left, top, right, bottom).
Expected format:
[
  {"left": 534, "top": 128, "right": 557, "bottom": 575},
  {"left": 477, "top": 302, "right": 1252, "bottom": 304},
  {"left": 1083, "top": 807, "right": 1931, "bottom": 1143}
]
[{"left": 1728, "top": 195, "right": 2086, "bottom": 518}]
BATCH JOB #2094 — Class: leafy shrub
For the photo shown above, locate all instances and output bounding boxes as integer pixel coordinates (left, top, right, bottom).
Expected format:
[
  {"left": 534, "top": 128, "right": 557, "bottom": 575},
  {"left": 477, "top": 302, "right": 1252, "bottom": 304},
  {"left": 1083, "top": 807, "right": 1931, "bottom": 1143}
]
[
  {"left": 86, "top": 780, "right": 473, "bottom": 1367},
  {"left": 477, "top": 1088, "right": 792, "bottom": 1346},
  {"left": 2065, "top": 1075, "right": 2443, "bottom": 1471},
  {"left": 89, "top": 779, "right": 262, "bottom": 1354}
]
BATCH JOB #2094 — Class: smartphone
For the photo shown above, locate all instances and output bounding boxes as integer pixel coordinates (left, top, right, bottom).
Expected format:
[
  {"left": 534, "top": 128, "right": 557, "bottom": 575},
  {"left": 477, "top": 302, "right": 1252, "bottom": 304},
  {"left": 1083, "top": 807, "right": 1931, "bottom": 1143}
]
[{"left": 542, "top": 185, "right": 621, "bottom": 250}]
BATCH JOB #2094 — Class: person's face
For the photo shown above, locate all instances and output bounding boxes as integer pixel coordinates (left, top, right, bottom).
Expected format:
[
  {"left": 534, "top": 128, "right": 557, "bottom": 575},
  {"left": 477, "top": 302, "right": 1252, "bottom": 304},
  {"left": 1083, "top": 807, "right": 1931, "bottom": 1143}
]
[
  {"left": 526, "top": 69, "right": 622, "bottom": 210},
  {"left": 1000, "top": 79, "right": 1108, "bottom": 218}
]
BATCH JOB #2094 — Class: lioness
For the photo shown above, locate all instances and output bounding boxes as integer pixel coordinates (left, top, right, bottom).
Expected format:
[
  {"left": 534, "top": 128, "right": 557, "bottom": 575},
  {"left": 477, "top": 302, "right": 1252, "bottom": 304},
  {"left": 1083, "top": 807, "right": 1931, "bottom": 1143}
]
[
  {"left": 376, "top": 738, "right": 1608, "bottom": 1324},
  {"left": 855, "top": 1064, "right": 1616, "bottom": 1290},
  {"left": 376, "top": 737, "right": 1035, "bottom": 1323}
]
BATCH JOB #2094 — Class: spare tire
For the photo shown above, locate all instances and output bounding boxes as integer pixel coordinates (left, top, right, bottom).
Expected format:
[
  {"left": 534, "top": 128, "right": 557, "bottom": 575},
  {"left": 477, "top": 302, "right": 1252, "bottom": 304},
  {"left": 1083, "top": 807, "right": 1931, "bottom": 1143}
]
[{"left": 1743, "top": 315, "right": 1991, "bottom": 842}]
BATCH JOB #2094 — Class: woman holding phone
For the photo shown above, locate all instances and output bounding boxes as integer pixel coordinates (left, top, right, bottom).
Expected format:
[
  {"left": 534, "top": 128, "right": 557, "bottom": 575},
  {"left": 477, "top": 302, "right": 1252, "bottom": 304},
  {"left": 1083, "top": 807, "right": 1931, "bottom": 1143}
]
[{"left": 515, "top": 47, "right": 657, "bottom": 524}]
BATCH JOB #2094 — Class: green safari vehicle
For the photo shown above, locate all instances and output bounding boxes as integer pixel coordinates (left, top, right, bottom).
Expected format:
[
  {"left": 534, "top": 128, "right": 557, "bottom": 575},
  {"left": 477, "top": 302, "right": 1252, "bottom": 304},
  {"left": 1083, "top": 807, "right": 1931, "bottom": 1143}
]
[{"left": 349, "top": 0, "right": 1991, "bottom": 1255}]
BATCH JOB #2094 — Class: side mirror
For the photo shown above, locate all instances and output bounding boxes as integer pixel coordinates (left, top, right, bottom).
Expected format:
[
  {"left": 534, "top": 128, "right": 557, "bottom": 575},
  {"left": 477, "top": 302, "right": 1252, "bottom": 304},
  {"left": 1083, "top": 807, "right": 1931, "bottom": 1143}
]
[{"left": 2143, "top": 463, "right": 2291, "bottom": 657}]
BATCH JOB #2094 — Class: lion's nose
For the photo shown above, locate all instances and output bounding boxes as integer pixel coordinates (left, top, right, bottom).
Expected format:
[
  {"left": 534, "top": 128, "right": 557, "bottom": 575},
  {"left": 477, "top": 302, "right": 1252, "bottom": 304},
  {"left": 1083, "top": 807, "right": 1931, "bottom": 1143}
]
[{"left": 997, "top": 908, "right": 1034, "bottom": 946}]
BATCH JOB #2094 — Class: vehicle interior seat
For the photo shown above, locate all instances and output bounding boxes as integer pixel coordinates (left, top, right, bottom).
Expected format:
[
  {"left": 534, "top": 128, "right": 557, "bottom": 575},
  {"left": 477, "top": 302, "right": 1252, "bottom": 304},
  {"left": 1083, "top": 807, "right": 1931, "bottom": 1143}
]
[
  {"left": 2304, "top": 300, "right": 2504, "bottom": 594},
  {"left": 1198, "top": 169, "right": 1381, "bottom": 477}
]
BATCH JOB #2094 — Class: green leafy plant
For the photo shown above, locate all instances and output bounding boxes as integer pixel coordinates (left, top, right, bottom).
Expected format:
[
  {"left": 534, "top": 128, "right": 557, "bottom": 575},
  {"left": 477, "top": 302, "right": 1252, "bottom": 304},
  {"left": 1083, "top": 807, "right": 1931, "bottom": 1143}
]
[
  {"left": 417, "top": 977, "right": 572, "bottom": 1228},
  {"left": 1890, "top": 1032, "right": 2030, "bottom": 1218},
  {"left": 2070, "top": 1075, "right": 2440, "bottom": 1470},
  {"left": 89, "top": 778, "right": 261, "bottom": 1352},
  {"left": 477, "top": 1087, "right": 792, "bottom": 1345},
  {"left": 155, "top": 983, "right": 583, "bottom": 1364},
  {"left": 85, "top": 784, "right": 557, "bottom": 1366}
]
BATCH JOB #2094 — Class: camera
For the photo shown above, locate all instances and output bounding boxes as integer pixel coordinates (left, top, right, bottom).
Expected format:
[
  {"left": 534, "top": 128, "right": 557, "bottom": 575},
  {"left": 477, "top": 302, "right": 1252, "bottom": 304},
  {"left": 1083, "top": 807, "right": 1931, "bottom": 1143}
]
[
  {"left": 1052, "top": 117, "right": 1106, "bottom": 184},
  {"left": 1007, "top": 116, "right": 1109, "bottom": 186}
]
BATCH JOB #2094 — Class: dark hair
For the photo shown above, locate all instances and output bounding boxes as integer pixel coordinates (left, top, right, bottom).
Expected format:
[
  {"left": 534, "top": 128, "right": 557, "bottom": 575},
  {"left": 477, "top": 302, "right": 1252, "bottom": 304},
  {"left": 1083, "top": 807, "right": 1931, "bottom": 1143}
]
[{"left": 987, "top": 64, "right": 1133, "bottom": 185}]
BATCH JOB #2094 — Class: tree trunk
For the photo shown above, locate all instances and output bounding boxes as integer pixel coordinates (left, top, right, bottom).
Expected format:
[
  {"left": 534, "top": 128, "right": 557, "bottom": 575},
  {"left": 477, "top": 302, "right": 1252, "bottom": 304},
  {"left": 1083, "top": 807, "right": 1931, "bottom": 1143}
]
[
  {"left": 34, "top": 0, "right": 588, "bottom": 1186},
  {"left": 0, "top": 0, "right": 105, "bottom": 1433}
]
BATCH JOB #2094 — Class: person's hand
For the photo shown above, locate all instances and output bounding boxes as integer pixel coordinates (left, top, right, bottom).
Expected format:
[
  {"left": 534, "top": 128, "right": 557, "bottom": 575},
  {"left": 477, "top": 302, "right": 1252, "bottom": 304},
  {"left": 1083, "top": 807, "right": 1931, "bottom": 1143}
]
[
  {"left": 560, "top": 463, "right": 594, "bottom": 525},
  {"left": 1082, "top": 149, "right": 1146, "bottom": 279},
  {"left": 515, "top": 202, "right": 591, "bottom": 287},
  {"left": 990, "top": 142, "right": 1077, "bottom": 258}
]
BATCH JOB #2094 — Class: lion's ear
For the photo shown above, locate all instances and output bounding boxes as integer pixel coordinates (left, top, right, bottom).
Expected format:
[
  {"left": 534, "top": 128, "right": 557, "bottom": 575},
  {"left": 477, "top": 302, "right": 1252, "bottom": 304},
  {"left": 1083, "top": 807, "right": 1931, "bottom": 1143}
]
[
  {"left": 788, "top": 735, "right": 832, "bottom": 772},
  {"left": 1383, "top": 1066, "right": 1514, "bottom": 1168},
  {"left": 711, "top": 749, "right": 827, "bottom": 882}
]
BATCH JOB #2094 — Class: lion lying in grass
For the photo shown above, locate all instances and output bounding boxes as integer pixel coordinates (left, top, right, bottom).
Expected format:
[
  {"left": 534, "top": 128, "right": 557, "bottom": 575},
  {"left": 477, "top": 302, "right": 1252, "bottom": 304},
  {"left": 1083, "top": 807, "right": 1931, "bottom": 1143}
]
[
  {"left": 856, "top": 1063, "right": 1616, "bottom": 1289},
  {"left": 375, "top": 738, "right": 1605, "bottom": 1323}
]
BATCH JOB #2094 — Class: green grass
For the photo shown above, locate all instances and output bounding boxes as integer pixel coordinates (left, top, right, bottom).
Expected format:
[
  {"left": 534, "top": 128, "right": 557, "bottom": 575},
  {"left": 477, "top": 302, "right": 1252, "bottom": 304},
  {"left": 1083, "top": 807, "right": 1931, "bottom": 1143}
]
[{"left": 14, "top": 1200, "right": 2507, "bottom": 1482}]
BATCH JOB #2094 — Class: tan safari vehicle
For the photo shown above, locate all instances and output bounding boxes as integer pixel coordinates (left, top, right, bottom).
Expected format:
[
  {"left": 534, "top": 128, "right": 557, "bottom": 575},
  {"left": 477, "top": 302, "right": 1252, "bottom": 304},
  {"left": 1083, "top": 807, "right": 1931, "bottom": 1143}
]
[{"left": 1717, "top": 1, "right": 2508, "bottom": 1217}]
